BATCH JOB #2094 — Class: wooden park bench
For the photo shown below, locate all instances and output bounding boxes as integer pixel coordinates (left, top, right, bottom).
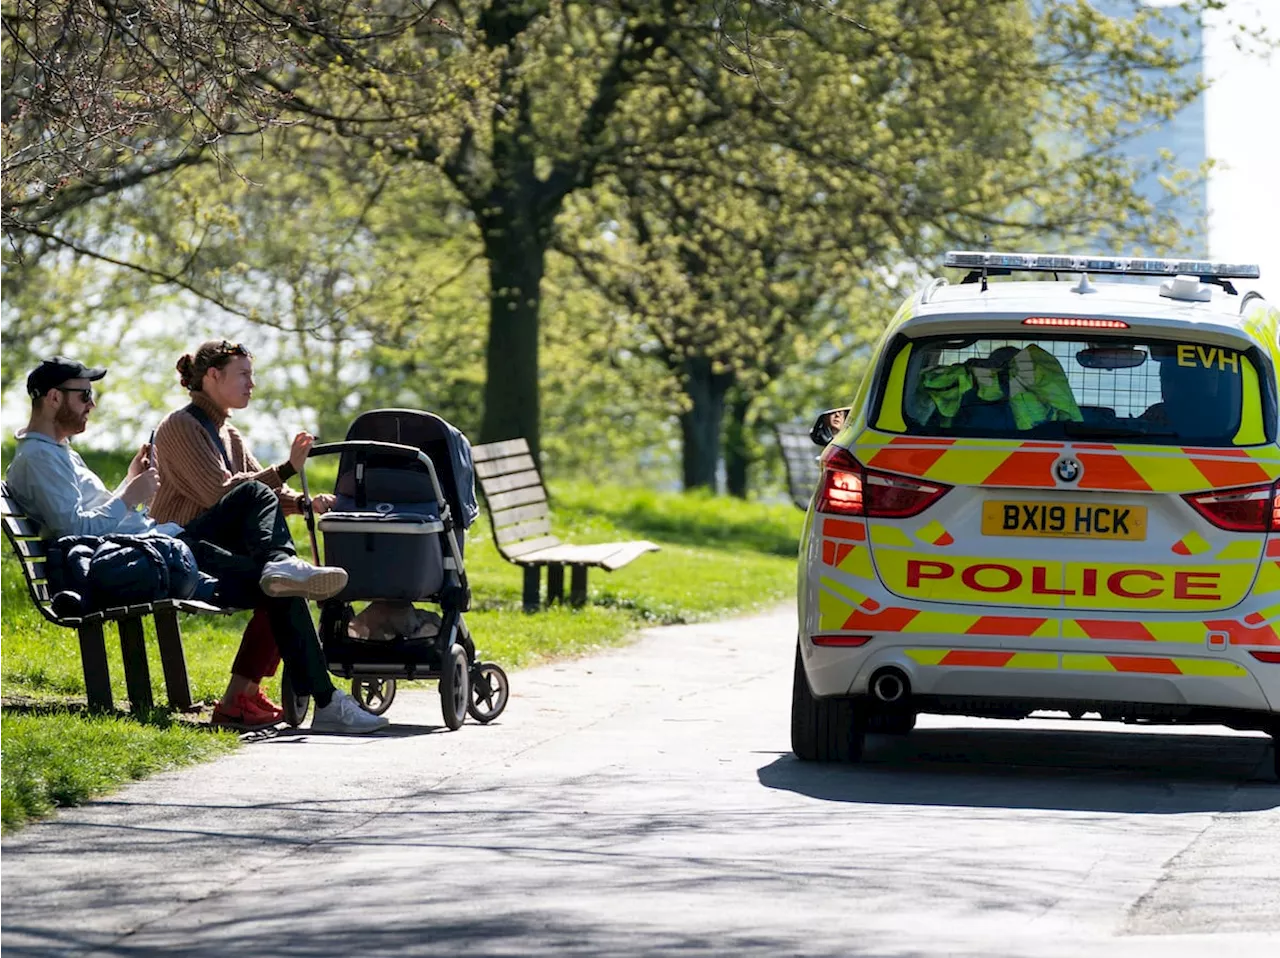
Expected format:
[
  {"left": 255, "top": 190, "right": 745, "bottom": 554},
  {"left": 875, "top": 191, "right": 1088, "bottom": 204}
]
[
  {"left": 774, "top": 422, "right": 822, "bottom": 510},
  {"left": 471, "top": 439, "right": 659, "bottom": 611},
  {"left": 1, "top": 481, "right": 232, "bottom": 714}
]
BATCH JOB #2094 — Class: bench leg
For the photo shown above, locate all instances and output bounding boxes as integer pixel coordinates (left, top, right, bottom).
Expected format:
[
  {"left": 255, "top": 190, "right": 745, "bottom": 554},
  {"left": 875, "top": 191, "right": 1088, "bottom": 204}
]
[
  {"left": 570, "top": 566, "right": 588, "bottom": 606},
  {"left": 117, "top": 617, "right": 154, "bottom": 714},
  {"left": 546, "top": 564, "right": 565, "bottom": 605},
  {"left": 77, "top": 621, "right": 113, "bottom": 712},
  {"left": 522, "top": 565, "right": 542, "bottom": 612},
  {"left": 154, "top": 608, "right": 193, "bottom": 711}
]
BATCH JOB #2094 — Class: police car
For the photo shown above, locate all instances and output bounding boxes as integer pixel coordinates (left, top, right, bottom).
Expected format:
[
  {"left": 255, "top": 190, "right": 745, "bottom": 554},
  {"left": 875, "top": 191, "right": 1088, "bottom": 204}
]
[{"left": 793, "top": 251, "right": 1280, "bottom": 775}]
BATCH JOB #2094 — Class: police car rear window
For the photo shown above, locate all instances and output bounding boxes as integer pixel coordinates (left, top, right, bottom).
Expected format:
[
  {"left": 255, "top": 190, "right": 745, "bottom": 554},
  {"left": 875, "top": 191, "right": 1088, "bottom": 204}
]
[{"left": 885, "top": 335, "right": 1264, "bottom": 446}]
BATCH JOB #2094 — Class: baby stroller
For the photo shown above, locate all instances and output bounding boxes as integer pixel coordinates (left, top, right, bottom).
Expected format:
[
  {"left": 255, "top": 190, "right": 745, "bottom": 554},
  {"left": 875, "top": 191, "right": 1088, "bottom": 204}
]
[{"left": 280, "top": 408, "right": 509, "bottom": 730}]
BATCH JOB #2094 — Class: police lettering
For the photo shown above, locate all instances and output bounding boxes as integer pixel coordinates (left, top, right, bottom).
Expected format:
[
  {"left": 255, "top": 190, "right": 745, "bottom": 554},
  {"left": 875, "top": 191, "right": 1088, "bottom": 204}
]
[{"left": 902, "top": 559, "right": 1221, "bottom": 602}]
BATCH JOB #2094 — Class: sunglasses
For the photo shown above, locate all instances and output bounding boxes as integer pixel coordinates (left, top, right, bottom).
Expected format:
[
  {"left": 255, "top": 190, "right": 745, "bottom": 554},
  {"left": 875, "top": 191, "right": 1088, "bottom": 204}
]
[{"left": 55, "top": 386, "right": 95, "bottom": 403}]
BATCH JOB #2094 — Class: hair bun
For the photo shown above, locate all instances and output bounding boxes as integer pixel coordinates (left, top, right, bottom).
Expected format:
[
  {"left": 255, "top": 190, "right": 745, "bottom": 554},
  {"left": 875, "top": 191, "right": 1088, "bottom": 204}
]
[{"left": 176, "top": 354, "right": 194, "bottom": 390}]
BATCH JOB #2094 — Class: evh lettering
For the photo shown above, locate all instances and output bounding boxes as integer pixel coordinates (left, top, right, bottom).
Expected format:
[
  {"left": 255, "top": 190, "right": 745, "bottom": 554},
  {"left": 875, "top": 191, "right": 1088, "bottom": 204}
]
[
  {"left": 904, "top": 559, "right": 1222, "bottom": 602},
  {"left": 1177, "top": 344, "right": 1240, "bottom": 373}
]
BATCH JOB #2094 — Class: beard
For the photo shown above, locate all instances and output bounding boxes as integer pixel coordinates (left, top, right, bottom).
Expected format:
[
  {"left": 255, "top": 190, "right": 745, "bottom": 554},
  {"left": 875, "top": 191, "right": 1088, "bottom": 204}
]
[{"left": 53, "top": 402, "right": 88, "bottom": 435}]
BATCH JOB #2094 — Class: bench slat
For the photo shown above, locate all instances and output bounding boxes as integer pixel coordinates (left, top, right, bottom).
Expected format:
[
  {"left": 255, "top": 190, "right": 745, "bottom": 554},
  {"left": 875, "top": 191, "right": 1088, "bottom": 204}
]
[
  {"left": 474, "top": 453, "right": 537, "bottom": 480},
  {"left": 519, "top": 540, "right": 661, "bottom": 567},
  {"left": 477, "top": 469, "right": 543, "bottom": 496},
  {"left": 11, "top": 537, "right": 47, "bottom": 559},
  {"left": 490, "top": 501, "right": 549, "bottom": 528},
  {"left": 486, "top": 484, "right": 548, "bottom": 512},
  {"left": 598, "top": 540, "right": 661, "bottom": 570},
  {"left": 1, "top": 494, "right": 24, "bottom": 517},
  {"left": 25, "top": 558, "right": 47, "bottom": 581},
  {"left": 3, "top": 514, "right": 41, "bottom": 538},
  {"left": 494, "top": 517, "right": 552, "bottom": 545},
  {"left": 502, "top": 535, "right": 563, "bottom": 559},
  {"left": 472, "top": 438, "right": 529, "bottom": 463}
]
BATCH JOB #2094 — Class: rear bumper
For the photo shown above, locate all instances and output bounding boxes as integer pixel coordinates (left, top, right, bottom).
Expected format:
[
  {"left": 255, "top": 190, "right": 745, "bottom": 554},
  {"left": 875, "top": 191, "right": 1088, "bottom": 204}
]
[{"left": 801, "top": 637, "right": 1280, "bottom": 718}]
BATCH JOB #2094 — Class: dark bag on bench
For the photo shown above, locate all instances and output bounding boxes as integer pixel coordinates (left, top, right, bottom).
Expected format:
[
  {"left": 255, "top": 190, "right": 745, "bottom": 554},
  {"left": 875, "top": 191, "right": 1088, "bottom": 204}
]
[{"left": 47, "top": 534, "right": 204, "bottom": 612}]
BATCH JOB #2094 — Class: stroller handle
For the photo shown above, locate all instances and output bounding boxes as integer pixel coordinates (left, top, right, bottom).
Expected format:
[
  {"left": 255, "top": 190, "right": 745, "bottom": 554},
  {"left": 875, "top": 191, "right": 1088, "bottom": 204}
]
[{"left": 308, "top": 440, "right": 432, "bottom": 470}]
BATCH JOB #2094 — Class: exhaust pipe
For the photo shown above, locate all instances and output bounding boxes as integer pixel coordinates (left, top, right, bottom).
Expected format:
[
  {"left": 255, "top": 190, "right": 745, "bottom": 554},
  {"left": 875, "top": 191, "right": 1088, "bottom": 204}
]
[{"left": 870, "top": 668, "right": 909, "bottom": 704}]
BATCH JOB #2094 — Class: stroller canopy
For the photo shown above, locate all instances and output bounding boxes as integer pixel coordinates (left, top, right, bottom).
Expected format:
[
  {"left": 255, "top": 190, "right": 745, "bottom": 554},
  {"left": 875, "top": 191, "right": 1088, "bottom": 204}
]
[{"left": 335, "top": 409, "right": 479, "bottom": 529}]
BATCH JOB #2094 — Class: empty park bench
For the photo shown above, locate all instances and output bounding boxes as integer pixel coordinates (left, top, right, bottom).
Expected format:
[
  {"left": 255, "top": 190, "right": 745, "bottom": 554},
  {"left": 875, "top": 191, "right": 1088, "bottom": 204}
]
[
  {"left": 1, "top": 481, "right": 232, "bottom": 714},
  {"left": 471, "top": 439, "right": 659, "bottom": 611},
  {"left": 774, "top": 422, "right": 822, "bottom": 510}
]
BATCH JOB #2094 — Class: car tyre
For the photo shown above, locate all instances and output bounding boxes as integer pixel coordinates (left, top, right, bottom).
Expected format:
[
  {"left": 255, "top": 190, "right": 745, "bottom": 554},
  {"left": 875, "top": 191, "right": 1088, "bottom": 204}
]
[{"left": 791, "top": 644, "right": 865, "bottom": 762}]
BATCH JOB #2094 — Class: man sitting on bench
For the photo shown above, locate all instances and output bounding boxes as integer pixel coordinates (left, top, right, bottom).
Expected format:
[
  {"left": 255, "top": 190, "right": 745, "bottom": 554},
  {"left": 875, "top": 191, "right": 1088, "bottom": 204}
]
[{"left": 5, "top": 356, "right": 388, "bottom": 735}]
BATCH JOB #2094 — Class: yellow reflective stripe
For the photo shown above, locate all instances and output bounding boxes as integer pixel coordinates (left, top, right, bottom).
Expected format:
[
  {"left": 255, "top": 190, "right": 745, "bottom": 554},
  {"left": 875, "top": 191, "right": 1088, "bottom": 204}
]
[
  {"left": 916, "top": 519, "right": 948, "bottom": 545},
  {"left": 1179, "top": 531, "right": 1212, "bottom": 555},
  {"left": 1006, "top": 652, "right": 1058, "bottom": 670},
  {"left": 1214, "top": 540, "right": 1260, "bottom": 560},
  {"left": 1144, "top": 621, "right": 1205, "bottom": 644},
  {"left": 905, "top": 649, "right": 948, "bottom": 666},
  {"left": 1253, "top": 561, "right": 1280, "bottom": 597},
  {"left": 836, "top": 544, "right": 877, "bottom": 581},
  {"left": 869, "top": 524, "right": 914, "bottom": 548},
  {"left": 924, "top": 448, "right": 1011, "bottom": 484},
  {"left": 1234, "top": 359, "right": 1265, "bottom": 445},
  {"left": 1126, "top": 454, "right": 1206, "bottom": 492},
  {"left": 875, "top": 344, "right": 911, "bottom": 432},
  {"left": 820, "top": 575, "right": 867, "bottom": 607},
  {"left": 1062, "top": 620, "right": 1089, "bottom": 640},
  {"left": 1032, "top": 620, "right": 1059, "bottom": 638},
  {"left": 907, "top": 611, "right": 983, "bottom": 633},
  {"left": 1174, "top": 658, "right": 1248, "bottom": 677},
  {"left": 1062, "top": 654, "right": 1116, "bottom": 672},
  {"left": 817, "top": 593, "right": 856, "bottom": 630}
]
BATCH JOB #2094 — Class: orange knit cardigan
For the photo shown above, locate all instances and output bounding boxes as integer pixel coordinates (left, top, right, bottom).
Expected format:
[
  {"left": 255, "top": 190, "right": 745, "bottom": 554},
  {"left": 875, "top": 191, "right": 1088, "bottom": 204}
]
[{"left": 150, "top": 391, "right": 302, "bottom": 526}]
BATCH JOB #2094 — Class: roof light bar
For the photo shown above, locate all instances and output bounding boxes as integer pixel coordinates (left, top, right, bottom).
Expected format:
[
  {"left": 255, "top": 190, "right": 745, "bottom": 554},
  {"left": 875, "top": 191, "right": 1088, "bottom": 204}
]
[
  {"left": 944, "top": 250, "right": 1260, "bottom": 280},
  {"left": 1023, "top": 317, "right": 1130, "bottom": 329}
]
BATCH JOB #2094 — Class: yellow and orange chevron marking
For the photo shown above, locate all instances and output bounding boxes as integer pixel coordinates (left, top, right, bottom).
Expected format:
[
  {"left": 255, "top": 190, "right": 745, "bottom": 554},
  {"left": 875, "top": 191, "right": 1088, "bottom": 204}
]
[
  {"left": 853, "top": 432, "right": 1280, "bottom": 493},
  {"left": 904, "top": 648, "right": 1248, "bottom": 677},
  {"left": 915, "top": 520, "right": 954, "bottom": 547},
  {"left": 1172, "top": 531, "right": 1211, "bottom": 556},
  {"left": 833, "top": 602, "right": 1280, "bottom": 646}
]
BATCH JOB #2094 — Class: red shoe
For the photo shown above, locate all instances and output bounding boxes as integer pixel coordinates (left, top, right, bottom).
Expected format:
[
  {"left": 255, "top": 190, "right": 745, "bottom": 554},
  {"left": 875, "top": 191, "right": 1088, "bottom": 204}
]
[
  {"left": 212, "top": 692, "right": 282, "bottom": 730},
  {"left": 249, "top": 688, "right": 285, "bottom": 723}
]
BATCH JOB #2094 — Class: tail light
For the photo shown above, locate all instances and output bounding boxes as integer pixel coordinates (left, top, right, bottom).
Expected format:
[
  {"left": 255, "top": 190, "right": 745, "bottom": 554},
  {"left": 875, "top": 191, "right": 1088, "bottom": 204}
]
[
  {"left": 815, "top": 448, "right": 950, "bottom": 518},
  {"left": 1249, "top": 651, "right": 1280, "bottom": 663},
  {"left": 812, "top": 634, "right": 873, "bottom": 647},
  {"left": 1183, "top": 481, "right": 1280, "bottom": 532}
]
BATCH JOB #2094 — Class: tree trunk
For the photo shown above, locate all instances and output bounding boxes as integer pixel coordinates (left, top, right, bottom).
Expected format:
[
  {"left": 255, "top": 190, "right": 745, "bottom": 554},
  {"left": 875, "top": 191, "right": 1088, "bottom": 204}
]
[
  {"left": 724, "top": 388, "right": 752, "bottom": 499},
  {"left": 479, "top": 221, "right": 547, "bottom": 460},
  {"left": 679, "top": 357, "right": 734, "bottom": 491}
]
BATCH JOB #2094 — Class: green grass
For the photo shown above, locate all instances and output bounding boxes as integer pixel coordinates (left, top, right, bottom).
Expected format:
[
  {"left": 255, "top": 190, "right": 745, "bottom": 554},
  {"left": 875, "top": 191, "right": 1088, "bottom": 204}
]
[
  {"left": 1, "top": 469, "right": 802, "bottom": 830},
  {"left": 1, "top": 710, "right": 237, "bottom": 832}
]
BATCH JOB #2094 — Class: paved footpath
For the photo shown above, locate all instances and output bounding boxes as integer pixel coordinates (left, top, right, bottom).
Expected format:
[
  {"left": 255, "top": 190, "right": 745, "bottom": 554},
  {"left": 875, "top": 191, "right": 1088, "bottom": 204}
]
[{"left": 3, "top": 604, "right": 1279, "bottom": 957}]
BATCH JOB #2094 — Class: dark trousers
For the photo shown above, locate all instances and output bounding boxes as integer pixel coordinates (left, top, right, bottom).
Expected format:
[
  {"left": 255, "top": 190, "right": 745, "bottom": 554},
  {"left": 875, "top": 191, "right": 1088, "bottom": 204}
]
[{"left": 179, "top": 481, "right": 334, "bottom": 706}]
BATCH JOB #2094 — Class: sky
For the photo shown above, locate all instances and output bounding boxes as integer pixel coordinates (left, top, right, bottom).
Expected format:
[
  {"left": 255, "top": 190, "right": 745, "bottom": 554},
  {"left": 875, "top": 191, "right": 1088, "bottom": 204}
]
[{"left": 1201, "top": 0, "right": 1279, "bottom": 294}]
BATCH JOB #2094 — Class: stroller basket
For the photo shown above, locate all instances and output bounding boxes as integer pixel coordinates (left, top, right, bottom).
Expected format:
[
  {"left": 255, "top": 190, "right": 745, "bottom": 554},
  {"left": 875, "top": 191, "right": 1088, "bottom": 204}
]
[{"left": 318, "top": 510, "right": 446, "bottom": 601}]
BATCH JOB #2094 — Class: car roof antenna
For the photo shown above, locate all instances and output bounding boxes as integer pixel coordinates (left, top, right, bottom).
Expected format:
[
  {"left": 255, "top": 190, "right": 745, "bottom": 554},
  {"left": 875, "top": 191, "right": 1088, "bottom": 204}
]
[{"left": 980, "top": 234, "right": 991, "bottom": 292}]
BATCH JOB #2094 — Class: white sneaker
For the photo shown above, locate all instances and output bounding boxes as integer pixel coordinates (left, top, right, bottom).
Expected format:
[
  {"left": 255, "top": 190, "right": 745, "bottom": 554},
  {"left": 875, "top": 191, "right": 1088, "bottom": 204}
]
[
  {"left": 310, "top": 689, "right": 390, "bottom": 734},
  {"left": 260, "top": 556, "right": 348, "bottom": 600}
]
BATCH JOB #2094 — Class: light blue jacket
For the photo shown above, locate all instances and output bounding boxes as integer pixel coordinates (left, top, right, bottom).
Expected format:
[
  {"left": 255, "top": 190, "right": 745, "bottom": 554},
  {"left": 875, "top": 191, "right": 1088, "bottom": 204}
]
[{"left": 5, "top": 430, "right": 182, "bottom": 539}]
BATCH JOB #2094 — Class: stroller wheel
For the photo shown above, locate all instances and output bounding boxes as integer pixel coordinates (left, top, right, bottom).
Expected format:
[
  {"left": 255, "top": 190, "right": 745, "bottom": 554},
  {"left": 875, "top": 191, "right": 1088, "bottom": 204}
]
[
  {"left": 282, "top": 670, "right": 311, "bottom": 728},
  {"left": 439, "top": 644, "right": 470, "bottom": 731},
  {"left": 351, "top": 677, "right": 397, "bottom": 715},
  {"left": 467, "top": 663, "right": 509, "bottom": 724}
]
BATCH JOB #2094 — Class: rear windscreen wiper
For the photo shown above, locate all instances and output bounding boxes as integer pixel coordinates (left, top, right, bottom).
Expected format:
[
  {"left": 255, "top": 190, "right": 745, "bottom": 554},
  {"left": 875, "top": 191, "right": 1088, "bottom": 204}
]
[{"left": 1062, "top": 422, "right": 1178, "bottom": 439}]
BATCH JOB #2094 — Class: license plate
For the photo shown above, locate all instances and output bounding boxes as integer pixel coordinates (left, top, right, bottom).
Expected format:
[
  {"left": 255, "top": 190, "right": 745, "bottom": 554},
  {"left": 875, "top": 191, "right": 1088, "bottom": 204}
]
[{"left": 981, "top": 501, "right": 1147, "bottom": 540}]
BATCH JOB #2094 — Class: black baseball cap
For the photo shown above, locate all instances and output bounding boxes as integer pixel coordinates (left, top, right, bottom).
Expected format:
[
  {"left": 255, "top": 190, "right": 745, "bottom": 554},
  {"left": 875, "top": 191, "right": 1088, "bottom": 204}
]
[{"left": 26, "top": 356, "right": 107, "bottom": 399}]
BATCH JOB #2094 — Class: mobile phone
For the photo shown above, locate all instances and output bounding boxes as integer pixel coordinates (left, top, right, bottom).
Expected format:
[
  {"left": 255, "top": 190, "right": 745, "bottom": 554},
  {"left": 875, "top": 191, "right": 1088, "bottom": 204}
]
[{"left": 146, "top": 429, "right": 156, "bottom": 469}]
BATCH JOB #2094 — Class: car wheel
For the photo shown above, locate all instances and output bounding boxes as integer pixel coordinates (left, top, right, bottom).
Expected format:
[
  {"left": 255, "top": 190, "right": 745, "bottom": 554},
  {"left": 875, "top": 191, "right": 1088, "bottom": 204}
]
[{"left": 791, "top": 643, "right": 865, "bottom": 762}]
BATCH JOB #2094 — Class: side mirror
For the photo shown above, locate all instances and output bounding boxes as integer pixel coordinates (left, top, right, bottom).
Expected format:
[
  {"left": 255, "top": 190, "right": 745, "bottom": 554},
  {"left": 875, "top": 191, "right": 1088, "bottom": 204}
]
[{"left": 810, "top": 407, "right": 851, "bottom": 446}]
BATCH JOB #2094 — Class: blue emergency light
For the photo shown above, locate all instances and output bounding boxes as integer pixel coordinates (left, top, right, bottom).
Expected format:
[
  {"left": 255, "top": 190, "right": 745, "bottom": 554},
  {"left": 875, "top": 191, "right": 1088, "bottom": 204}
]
[{"left": 943, "top": 250, "right": 1260, "bottom": 280}]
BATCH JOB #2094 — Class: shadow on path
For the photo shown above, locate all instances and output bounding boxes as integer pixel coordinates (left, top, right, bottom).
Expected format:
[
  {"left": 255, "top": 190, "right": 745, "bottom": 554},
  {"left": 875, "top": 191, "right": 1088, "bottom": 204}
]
[{"left": 759, "top": 726, "right": 1280, "bottom": 814}]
